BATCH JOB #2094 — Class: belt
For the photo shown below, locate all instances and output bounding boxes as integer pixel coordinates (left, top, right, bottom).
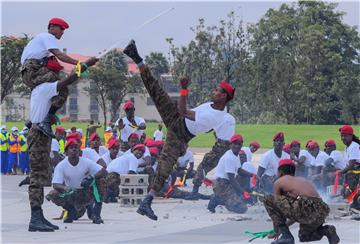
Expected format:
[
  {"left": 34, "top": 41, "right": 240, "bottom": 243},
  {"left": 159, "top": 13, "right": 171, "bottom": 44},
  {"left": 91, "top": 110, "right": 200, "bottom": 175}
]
[{"left": 216, "top": 138, "right": 229, "bottom": 143}]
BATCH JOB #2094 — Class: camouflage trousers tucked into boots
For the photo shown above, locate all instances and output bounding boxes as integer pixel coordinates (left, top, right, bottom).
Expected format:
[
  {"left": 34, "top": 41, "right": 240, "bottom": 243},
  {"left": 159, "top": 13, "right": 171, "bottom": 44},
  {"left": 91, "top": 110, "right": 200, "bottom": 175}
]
[
  {"left": 192, "top": 140, "right": 230, "bottom": 187},
  {"left": 22, "top": 59, "right": 68, "bottom": 111},
  {"left": 139, "top": 66, "right": 194, "bottom": 192},
  {"left": 263, "top": 194, "right": 330, "bottom": 242},
  {"left": 27, "top": 127, "right": 52, "bottom": 208},
  {"left": 213, "top": 178, "right": 247, "bottom": 214}
]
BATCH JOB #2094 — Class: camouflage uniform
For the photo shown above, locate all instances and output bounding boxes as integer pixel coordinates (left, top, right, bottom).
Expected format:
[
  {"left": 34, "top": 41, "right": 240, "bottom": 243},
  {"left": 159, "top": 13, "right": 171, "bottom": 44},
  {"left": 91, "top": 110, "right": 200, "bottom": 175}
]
[
  {"left": 213, "top": 178, "right": 248, "bottom": 214},
  {"left": 139, "top": 67, "right": 194, "bottom": 192},
  {"left": 21, "top": 59, "right": 69, "bottom": 111},
  {"left": 263, "top": 194, "right": 330, "bottom": 242},
  {"left": 192, "top": 140, "right": 230, "bottom": 187},
  {"left": 27, "top": 126, "right": 52, "bottom": 208}
]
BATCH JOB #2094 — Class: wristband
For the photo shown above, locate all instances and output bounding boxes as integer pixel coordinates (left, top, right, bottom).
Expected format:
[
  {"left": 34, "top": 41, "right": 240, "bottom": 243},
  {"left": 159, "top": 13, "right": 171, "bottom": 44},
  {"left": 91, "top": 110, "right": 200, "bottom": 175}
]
[{"left": 180, "top": 89, "right": 188, "bottom": 96}]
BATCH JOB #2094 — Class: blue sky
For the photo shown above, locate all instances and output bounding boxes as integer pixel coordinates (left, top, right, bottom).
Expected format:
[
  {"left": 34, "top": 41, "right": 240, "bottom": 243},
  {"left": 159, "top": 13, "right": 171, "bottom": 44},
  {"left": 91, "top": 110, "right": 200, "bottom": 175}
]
[{"left": 2, "top": 1, "right": 359, "bottom": 57}]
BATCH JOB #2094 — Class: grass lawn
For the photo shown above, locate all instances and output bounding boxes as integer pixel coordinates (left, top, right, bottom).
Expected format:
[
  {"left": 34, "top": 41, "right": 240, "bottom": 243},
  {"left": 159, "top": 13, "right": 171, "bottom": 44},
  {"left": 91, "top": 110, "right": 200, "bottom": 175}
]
[{"left": 3, "top": 122, "right": 359, "bottom": 150}]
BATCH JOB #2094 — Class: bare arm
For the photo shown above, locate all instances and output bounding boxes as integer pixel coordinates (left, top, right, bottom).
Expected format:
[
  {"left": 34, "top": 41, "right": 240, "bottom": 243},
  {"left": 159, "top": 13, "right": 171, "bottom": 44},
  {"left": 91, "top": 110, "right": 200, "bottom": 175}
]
[
  {"left": 178, "top": 76, "right": 195, "bottom": 121},
  {"left": 188, "top": 162, "right": 194, "bottom": 171},
  {"left": 53, "top": 183, "right": 67, "bottom": 192},
  {"left": 94, "top": 167, "right": 107, "bottom": 178},
  {"left": 138, "top": 156, "right": 151, "bottom": 167},
  {"left": 49, "top": 49, "right": 78, "bottom": 65},
  {"left": 96, "top": 159, "right": 107, "bottom": 168},
  {"left": 273, "top": 179, "right": 282, "bottom": 198}
]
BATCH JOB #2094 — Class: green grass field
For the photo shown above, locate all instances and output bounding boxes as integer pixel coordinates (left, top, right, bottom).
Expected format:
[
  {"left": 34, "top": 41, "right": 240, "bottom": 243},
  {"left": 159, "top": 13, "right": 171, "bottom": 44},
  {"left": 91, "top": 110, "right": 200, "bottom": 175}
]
[{"left": 3, "top": 122, "right": 359, "bottom": 150}]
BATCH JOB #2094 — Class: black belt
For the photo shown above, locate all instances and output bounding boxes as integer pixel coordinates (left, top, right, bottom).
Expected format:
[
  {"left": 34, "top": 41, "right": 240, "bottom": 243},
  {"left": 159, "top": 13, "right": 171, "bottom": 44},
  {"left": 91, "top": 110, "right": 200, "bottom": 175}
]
[{"left": 216, "top": 139, "right": 229, "bottom": 143}]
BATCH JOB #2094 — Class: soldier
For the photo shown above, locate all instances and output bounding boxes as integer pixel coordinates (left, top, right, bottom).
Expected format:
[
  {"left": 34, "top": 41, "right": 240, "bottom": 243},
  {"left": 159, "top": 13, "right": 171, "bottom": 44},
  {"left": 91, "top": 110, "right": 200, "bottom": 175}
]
[
  {"left": 101, "top": 137, "right": 123, "bottom": 166},
  {"left": 292, "top": 140, "right": 314, "bottom": 178},
  {"left": 188, "top": 113, "right": 235, "bottom": 199},
  {"left": 263, "top": 159, "right": 339, "bottom": 244},
  {"left": 241, "top": 141, "right": 261, "bottom": 164},
  {"left": 26, "top": 57, "right": 97, "bottom": 232},
  {"left": 123, "top": 40, "right": 234, "bottom": 220},
  {"left": 207, "top": 134, "right": 247, "bottom": 214},
  {"left": 0, "top": 126, "right": 9, "bottom": 174},
  {"left": 307, "top": 141, "right": 330, "bottom": 192},
  {"left": 46, "top": 139, "right": 107, "bottom": 224},
  {"left": 257, "top": 132, "right": 290, "bottom": 193}
]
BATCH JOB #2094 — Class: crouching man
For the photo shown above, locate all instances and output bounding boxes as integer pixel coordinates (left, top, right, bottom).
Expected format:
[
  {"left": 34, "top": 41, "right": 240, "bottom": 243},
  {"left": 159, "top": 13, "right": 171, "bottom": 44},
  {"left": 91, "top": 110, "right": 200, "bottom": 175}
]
[
  {"left": 263, "top": 159, "right": 339, "bottom": 244},
  {"left": 46, "top": 139, "right": 107, "bottom": 224}
]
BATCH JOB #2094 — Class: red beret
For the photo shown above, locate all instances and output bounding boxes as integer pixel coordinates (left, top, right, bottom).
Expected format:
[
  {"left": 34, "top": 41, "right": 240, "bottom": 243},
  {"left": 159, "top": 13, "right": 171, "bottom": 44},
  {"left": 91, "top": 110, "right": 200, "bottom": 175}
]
[
  {"left": 49, "top": 18, "right": 69, "bottom": 29},
  {"left": 55, "top": 126, "right": 65, "bottom": 133},
  {"left": 123, "top": 100, "right": 134, "bottom": 110},
  {"left": 230, "top": 134, "right": 243, "bottom": 143},
  {"left": 132, "top": 143, "right": 145, "bottom": 152},
  {"left": 283, "top": 144, "right": 291, "bottom": 153},
  {"left": 89, "top": 133, "right": 100, "bottom": 142},
  {"left": 66, "top": 132, "right": 82, "bottom": 141},
  {"left": 144, "top": 138, "right": 155, "bottom": 147},
  {"left": 290, "top": 140, "right": 300, "bottom": 147},
  {"left": 339, "top": 125, "right": 354, "bottom": 135},
  {"left": 250, "top": 141, "right": 260, "bottom": 149},
  {"left": 149, "top": 147, "right": 159, "bottom": 156},
  {"left": 272, "top": 132, "right": 284, "bottom": 141},
  {"left": 278, "top": 159, "right": 296, "bottom": 168},
  {"left": 218, "top": 81, "right": 235, "bottom": 100},
  {"left": 154, "top": 140, "right": 164, "bottom": 147},
  {"left": 305, "top": 140, "right": 313, "bottom": 148},
  {"left": 108, "top": 137, "right": 120, "bottom": 149},
  {"left": 325, "top": 139, "right": 336, "bottom": 147},
  {"left": 128, "top": 133, "right": 139, "bottom": 141},
  {"left": 65, "top": 139, "right": 79, "bottom": 150},
  {"left": 307, "top": 141, "right": 319, "bottom": 150}
]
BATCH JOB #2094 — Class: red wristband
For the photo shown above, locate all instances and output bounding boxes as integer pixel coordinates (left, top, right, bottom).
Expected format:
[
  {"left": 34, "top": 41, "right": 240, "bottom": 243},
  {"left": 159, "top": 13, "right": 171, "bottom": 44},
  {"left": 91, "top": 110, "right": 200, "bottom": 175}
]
[{"left": 180, "top": 89, "right": 188, "bottom": 96}]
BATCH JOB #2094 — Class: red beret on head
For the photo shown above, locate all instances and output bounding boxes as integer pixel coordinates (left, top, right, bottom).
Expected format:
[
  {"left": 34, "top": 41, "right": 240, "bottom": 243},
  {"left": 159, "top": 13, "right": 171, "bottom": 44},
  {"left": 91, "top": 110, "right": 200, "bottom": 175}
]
[
  {"left": 149, "top": 147, "right": 159, "bottom": 156},
  {"left": 283, "top": 144, "right": 291, "bottom": 153},
  {"left": 49, "top": 18, "right": 69, "bottom": 29},
  {"left": 218, "top": 81, "right": 235, "bottom": 100},
  {"left": 272, "top": 132, "right": 284, "bottom": 141},
  {"left": 144, "top": 138, "right": 155, "bottom": 147},
  {"left": 108, "top": 137, "right": 120, "bottom": 149},
  {"left": 290, "top": 140, "right": 301, "bottom": 147},
  {"left": 230, "top": 134, "right": 243, "bottom": 143},
  {"left": 307, "top": 141, "right": 319, "bottom": 150},
  {"left": 339, "top": 125, "right": 354, "bottom": 135},
  {"left": 65, "top": 139, "right": 79, "bottom": 150},
  {"left": 278, "top": 159, "right": 296, "bottom": 169},
  {"left": 132, "top": 143, "right": 145, "bottom": 152},
  {"left": 66, "top": 132, "right": 82, "bottom": 141},
  {"left": 154, "top": 140, "right": 164, "bottom": 147},
  {"left": 89, "top": 133, "right": 100, "bottom": 142},
  {"left": 123, "top": 100, "right": 134, "bottom": 110},
  {"left": 305, "top": 140, "right": 313, "bottom": 148},
  {"left": 250, "top": 141, "right": 260, "bottom": 149},
  {"left": 128, "top": 133, "right": 139, "bottom": 141},
  {"left": 55, "top": 126, "right": 65, "bottom": 133},
  {"left": 325, "top": 139, "right": 336, "bottom": 147}
]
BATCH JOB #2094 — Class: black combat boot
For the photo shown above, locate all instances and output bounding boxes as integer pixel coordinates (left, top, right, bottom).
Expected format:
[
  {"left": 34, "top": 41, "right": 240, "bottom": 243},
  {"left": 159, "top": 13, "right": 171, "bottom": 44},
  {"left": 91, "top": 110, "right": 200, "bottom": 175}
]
[
  {"left": 207, "top": 195, "right": 221, "bottom": 213},
  {"left": 40, "top": 209, "right": 59, "bottom": 230},
  {"left": 28, "top": 208, "right": 54, "bottom": 232},
  {"left": 86, "top": 204, "right": 93, "bottom": 220},
  {"left": 319, "top": 225, "right": 340, "bottom": 244},
  {"left": 63, "top": 205, "right": 77, "bottom": 223},
  {"left": 74, "top": 207, "right": 86, "bottom": 220},
  {"left": 18, "top": 176, "right": 30, "bottom": 187},
  {"left": 92, "top": 202, "right": 104, "bottom": 224},
  {"left": 271, "top": 224, "right": 294, "bottom": 244},
  {"left": 136, "top": 194, "right": 158, "bottom": 221},
  {"left": 123, "top": 40, "right": 143, "bottom": 64}
]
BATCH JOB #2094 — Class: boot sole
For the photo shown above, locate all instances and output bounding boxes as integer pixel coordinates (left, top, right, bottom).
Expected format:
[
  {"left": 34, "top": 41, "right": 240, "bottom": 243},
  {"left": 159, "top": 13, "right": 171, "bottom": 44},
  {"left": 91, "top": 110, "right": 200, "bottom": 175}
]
[
  {"left": 28, "top": 227, "right": 54, "bottom": 232},
  {"left": 136, "top": 209, "right": 158, "bottom": 221}
]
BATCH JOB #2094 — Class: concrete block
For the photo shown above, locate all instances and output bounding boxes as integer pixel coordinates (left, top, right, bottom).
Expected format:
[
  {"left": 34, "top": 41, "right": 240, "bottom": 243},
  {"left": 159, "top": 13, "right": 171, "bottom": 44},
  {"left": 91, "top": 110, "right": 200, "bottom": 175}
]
[{"left": 120, "top": 174, "right": 148, "bottom": 186}]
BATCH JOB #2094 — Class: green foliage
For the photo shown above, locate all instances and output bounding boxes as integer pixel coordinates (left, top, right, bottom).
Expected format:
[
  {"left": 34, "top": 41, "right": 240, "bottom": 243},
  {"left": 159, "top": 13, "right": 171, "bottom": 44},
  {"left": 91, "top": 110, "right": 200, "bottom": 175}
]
[{"left": 144, "top": 52, "right": 169, "bottom": 79}]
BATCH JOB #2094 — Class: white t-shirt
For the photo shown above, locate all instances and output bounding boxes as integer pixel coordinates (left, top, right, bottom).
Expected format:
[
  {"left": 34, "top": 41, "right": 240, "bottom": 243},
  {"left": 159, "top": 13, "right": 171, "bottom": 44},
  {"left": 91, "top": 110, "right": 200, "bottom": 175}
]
[
  {"left": 215, "top": 149, "right": 241, "bottom": 180},
  {"left": 185, "top": 102, "right": 227, "bottom": 136},
  {"left": 177, "top": 149, "right": 194, "bottom": 168},
  {"left": 52, "top": 157, "right": 102, "bottom": 189},
  {"left": 329, "top": 150, "right": 346, "bottom": 170},
  {"left": 99, "top": 146, "right": 109, "bottom": 156},
  {"left": 117, "top": 116, "right": 146, "bottom": 142},
  {"left": 82, "top": 148, "right": 101, "bottom": 163},
  {"left": 241, "top": 162, "right": 257, "bottom": 174},
  {"left": 101, "top": 151, "right": 124, "bottom": 166},
  {"left": 153, "top": 129, "right": 163, "bottom": 141},
  {"left": 242, "top": 147, "right": 252, "bottom": 163},
  {"left": 213, "top": 113, "right": 236, "bottom": 140},
  {"left": 344, "top": 141, "right": 360, "bottom": 164},
  {"left": 30, "top": 82, "right": 59, "bottom": 123},
  {"left": 21, "top": 32, "right": 59, "bottom": 64},
  {"left": 312, "top": 151, "right": 330, "bottom": 167},
  {"left": 107, "top": 153, "right": 139, "bottom": 174},
  {"left": 51, "top": 139, "right": 60, "bottom": 152},
  {"left": 259, "top": 149, "right": 291, "bottom": 176},
  {"left": 298, "top": 150, "right": 314, "bottom": 167}
]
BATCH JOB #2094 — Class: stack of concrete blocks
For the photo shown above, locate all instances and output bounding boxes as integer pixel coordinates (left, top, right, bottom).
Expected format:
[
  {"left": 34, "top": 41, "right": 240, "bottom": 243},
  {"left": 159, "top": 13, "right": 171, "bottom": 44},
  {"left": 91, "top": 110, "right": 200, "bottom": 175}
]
[{"left": 119, "top": 174, "right": 148, "bottom": 207}]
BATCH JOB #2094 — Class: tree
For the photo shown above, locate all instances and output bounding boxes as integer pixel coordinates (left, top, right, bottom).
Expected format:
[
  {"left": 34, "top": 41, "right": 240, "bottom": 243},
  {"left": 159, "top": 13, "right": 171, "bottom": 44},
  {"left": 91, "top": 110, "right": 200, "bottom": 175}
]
[
  {"left": 1, "top": 34, "right": 30, "bottom": 103},
  {"left": 144, "top": 52, "right": 169, "bottom": 79}
]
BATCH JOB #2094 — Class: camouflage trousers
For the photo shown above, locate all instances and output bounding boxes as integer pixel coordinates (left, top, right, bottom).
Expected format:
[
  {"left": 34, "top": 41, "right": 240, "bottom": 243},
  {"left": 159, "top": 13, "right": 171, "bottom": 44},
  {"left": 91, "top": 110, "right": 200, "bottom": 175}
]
[
  {"left": 259, "top": 175, "right": 277, "bottom": 194},
  {"left": 213, "top": 178, "right": 247, "bottom": 214},
  {"left": 46, "top": 177, "right": 106, "bottom": 210},
  {"left": 193, "top": 140, "right": 230, "bottom": 187},
  {"left": 140, "top": 66, "right": 194, "bottom": 192},
  {"left": 22, "top": 59, "right": 68, "bottom": 111},
  {"left": 264, "top": 195, "right": 330, "bottom": 242},
  {"left": 27, "top": 127, "right": 52, "bottom": 208}
]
